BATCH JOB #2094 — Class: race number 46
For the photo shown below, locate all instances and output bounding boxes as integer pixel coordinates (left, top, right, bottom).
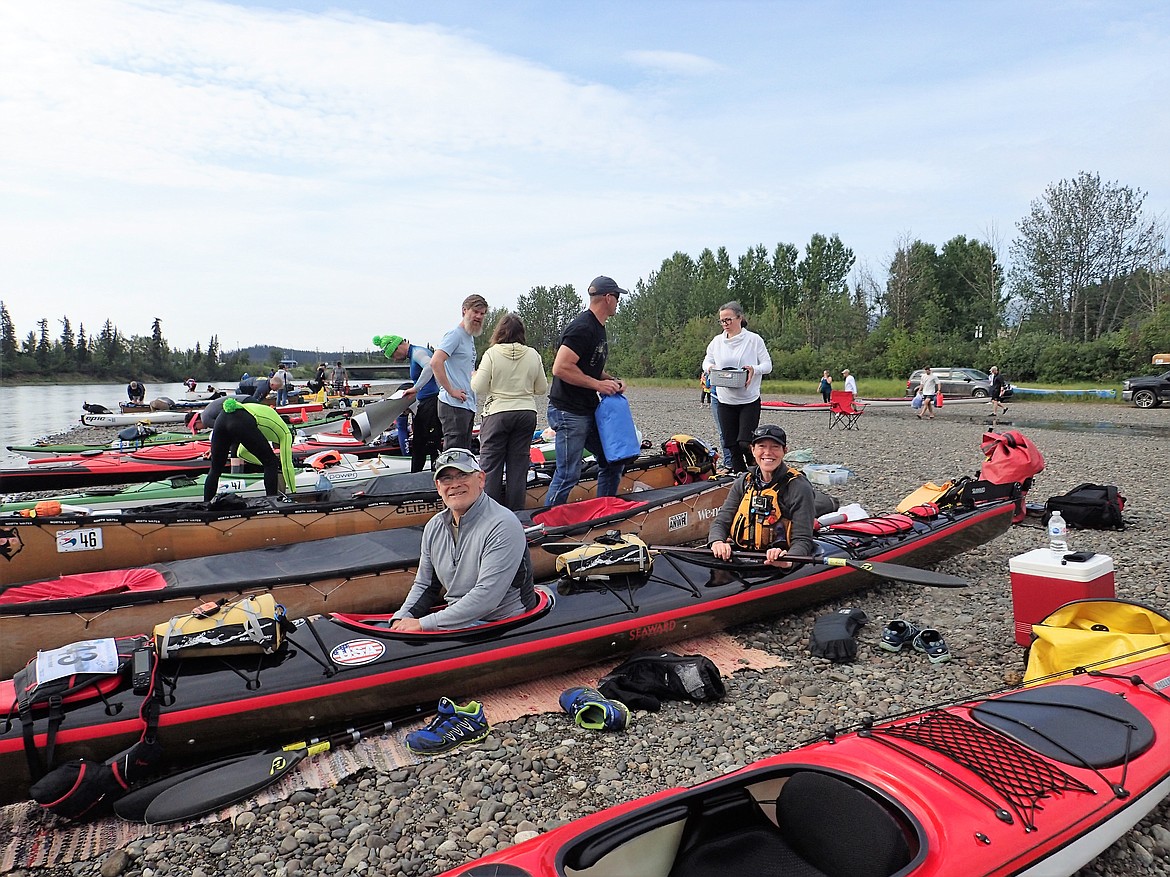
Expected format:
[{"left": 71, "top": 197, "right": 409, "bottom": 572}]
[{"left": 56, "top": 528, "right": 104, "bottom": 553}]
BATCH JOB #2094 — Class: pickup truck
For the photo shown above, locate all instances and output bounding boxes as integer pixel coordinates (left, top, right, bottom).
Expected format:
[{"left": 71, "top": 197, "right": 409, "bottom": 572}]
[{"left": 1122, "top": 370, "right": 1170, "bottom": 408}]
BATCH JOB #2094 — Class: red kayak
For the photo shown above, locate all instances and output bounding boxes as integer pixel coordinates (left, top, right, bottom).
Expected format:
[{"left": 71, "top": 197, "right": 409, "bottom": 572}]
[
  {"left": 0, "top": 435, "right": 400, "bottom": 492},
  {"left": 440, "top": 634, "right": 1170, "bottom": 877}
]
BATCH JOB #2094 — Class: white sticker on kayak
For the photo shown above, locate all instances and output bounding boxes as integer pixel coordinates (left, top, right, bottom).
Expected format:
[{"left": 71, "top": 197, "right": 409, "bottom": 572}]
[
  {"left": 36, "top": 638, "right": 119, "bottom": 684},
  {"left": 56, "top": 528, "right": 103, "bottom": 553},
  {"left": 331, "top": 639, "right": 386, "bottom": 666}
]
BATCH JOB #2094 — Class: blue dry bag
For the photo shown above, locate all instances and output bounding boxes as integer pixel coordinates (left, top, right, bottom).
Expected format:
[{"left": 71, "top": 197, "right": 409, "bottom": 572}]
[{"left": 595, "top": 393, "right": 640, "bottom": 463}]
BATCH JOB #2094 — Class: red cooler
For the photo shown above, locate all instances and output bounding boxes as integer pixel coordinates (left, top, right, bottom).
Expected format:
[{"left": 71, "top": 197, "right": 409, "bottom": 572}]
[{"left": 1008, "top": 548, "right": 1115, "bottom": 646}]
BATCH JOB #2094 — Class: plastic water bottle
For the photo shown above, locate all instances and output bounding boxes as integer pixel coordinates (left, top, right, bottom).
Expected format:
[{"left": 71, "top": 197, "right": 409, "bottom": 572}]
[{"left": 1048, "top": 510, "right": 1069, "bottom": 555}]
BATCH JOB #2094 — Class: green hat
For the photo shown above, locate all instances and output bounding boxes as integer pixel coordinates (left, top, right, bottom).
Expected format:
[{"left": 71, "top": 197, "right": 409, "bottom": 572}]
[
  {"left": 223, "top": 398, "right": 242, "bottom": 414},
  {"left": 372, "top": 335, "right": 405, "bottom": 361}
]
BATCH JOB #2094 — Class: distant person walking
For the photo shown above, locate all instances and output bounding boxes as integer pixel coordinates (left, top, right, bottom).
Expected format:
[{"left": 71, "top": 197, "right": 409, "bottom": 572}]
[
  {"left": 842, "top": 369, "right": 857, "bottom": 395},
  {"left": 545, "top": 276, "right": 628, "bottom": 507},
  {"left": 432, "top": 294, "right": 489, "bottom": 452},
  {"left": 700, "top": 371, "right": 712, "bottom": 405},
  {"left": 703, "top": 301, "right": 772, "bottom": 474},
  {"left": 330, "top": 361, "right": 348, "bottom": 395},
  {"left": 471, "top": 313, "right": 548, "bottom": 510},
  {"left": 818, "top": 370, "right": 833, "bottom": 403},
  {"left": 917, "top": 366, "right": 939, "bottom": 420},
  {"left": 989, "top": 366, "right": 1008, "bottom": 417},
  {"left": 273, "top": 366, "right": 293, "bottom": 406}
]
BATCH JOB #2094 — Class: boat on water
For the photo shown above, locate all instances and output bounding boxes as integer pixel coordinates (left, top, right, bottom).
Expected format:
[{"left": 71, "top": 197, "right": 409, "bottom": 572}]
[
  {"left": 438, "top": 629, "right": 1170, "bottom": 877},
  {"left": 0, "top": 478, "right": 732, "bottom": 677},
  {"left": 0, "top": 451, "right": 413, "bottom": 515},
  {"left": 0, "top": 492, "right": 1014, "bottom": 805},
  {"left": 0, "top": 453, "right": 686, "bottom": 585}
]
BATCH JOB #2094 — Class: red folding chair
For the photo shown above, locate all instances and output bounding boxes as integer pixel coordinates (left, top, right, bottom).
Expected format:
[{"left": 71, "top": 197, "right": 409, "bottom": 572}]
[{"left": 828, "top": 390, "right": 865, "bottom": 430}]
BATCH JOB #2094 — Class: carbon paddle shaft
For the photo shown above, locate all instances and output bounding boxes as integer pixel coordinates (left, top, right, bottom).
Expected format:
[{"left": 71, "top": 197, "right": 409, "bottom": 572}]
[{"left": 653, "top": 546, "right": 969, "bottom": 587}]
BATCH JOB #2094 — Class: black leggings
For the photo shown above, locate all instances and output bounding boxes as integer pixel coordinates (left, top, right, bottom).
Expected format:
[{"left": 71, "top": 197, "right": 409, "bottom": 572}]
[
  {"left": 204, "top": 409, "right": 280, "bottom": 501},
  {"left": 716, "top": 398, "right": 762, "bottom": 473},
  {"left": 411, "top": 395, "right": 443, "bottom": 473}
]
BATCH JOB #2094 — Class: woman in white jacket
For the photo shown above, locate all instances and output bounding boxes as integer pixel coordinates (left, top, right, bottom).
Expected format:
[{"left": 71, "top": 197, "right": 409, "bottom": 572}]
[
  {"left": 702, "top": 300, "right": 772, "bottom": 473},
  {"left": 471, "top": 313, "right": 549, "bottom": 510}
]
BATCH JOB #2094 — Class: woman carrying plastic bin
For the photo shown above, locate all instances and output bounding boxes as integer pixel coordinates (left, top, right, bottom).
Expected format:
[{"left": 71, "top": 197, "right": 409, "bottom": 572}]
[{"left": 702, "top": 300, "right": 772, "bottom": 473}]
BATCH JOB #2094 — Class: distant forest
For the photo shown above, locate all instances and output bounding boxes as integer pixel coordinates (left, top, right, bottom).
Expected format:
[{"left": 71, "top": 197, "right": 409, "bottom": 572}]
[{"left": 3, "top": 173, "right": 1167, "bottom": 385}]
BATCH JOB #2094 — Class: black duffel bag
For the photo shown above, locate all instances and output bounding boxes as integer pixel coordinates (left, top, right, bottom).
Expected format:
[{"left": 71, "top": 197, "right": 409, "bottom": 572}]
[{"left": 1044, "top": 483, "right": 1126, "bottom": 530}]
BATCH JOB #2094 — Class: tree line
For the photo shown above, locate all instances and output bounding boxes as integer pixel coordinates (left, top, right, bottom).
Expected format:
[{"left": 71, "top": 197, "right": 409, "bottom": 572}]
[{"left": 4, "top": 172, "right": 1166, "bottom": 386}]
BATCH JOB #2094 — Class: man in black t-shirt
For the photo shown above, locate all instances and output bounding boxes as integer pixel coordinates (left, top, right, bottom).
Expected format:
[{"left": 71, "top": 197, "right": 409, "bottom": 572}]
[{"left": 545, "top": 276, "right": 627, "bottom": 506}]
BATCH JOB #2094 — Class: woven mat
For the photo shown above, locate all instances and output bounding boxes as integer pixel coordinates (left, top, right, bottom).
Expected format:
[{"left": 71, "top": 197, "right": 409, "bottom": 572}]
[{"left": 0, "top": 631, "right": 782, "bottom": 871}]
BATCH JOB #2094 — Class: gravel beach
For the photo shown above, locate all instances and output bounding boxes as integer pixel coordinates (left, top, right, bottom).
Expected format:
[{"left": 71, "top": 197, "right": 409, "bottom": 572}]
[{"left": 5, "top": 388, "right": 1170, "bottom": 877}]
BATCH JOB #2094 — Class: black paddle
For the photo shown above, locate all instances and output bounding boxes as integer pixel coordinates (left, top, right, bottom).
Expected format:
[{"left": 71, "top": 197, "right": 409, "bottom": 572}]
[
  {"left": 655, "top": 545, "right": 969, "bottom": 588},
  {"left": 536, "top": 541, "right": 967, "bottom": 587},
  {"left": 117, "top": 718, "right": 401, "bottom": 825}
]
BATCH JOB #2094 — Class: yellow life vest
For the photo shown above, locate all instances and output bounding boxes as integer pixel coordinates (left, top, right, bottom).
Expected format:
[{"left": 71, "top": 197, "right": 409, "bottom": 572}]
[{"left": 729, "top": 467, "right": 803, "bottom": 551}]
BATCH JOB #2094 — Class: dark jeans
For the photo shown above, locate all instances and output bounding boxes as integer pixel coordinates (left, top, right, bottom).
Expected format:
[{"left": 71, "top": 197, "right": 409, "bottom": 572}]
[
  {"left": 545, "top": 403, "right": 624, "bottom": 507},
  {"left": 411, "top": 395, "right": 443, "bottom": 473},
  {"left": 438, "top": 401, "right": 475, "bottom": 452},
  {"left": 205, "top": 409, "right": 280, "bottom": 501},
  {"left": 716, "top": 397, "right": 762, "bottom": 473},
  {"left": 478, "top": 409, "right": 538, "bottom": 511}
]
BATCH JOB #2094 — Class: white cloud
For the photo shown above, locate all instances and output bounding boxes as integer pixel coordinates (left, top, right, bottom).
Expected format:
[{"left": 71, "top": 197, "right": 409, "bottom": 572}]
[{"left": 0, "top": 1, "right": 1166, "bottom": 353}]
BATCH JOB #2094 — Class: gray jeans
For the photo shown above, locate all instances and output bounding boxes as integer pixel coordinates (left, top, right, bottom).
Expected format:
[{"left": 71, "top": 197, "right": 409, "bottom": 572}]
[{"left": 438, "top": 401, "right": 475, "bottom": 452}]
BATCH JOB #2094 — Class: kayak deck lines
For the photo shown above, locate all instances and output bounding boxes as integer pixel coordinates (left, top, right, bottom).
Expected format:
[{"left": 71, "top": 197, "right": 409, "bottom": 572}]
[{"left": 867, "top": 709, "right": 1094, "bottom": 832}]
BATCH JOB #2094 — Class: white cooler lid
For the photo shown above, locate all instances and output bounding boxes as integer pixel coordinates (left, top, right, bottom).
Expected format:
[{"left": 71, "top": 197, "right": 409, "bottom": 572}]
[{"left": 1008, "top": 547, "right": 1114, "bottom": 580}]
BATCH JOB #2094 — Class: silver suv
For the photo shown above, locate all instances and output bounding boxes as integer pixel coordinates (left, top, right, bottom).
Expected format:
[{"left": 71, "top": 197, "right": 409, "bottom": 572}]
[{"left": 905, "top": 368, "right": 1011, "bottom": 398}]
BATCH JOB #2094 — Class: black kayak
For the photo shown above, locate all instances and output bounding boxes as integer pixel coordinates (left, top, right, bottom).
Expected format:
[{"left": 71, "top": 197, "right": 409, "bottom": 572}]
[{"left": 0, "top": 494, "right": 1015, "bottom": 806}]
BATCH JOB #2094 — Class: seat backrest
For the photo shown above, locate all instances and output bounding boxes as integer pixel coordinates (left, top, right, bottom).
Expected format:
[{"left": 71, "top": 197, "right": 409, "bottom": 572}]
[
  {"left": 777, "top": 772, "right": 912, "bottom": 877},
  {"left": 828, "top": 390, "right": 855, "bottom": 412}
]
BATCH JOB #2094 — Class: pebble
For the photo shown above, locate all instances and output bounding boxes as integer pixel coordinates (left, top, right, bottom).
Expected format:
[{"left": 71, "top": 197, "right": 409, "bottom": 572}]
[{"left": 10, "top": 390, "right": 1170, "bottom": 877}]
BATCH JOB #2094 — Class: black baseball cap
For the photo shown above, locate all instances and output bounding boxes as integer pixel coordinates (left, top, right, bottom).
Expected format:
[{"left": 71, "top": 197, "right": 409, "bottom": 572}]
[
  {"left": 750, "top": 424, "right": 788, "bottom": 446},
  {"left": 588, "top": 276, "right": 628, "bottom": 297}
]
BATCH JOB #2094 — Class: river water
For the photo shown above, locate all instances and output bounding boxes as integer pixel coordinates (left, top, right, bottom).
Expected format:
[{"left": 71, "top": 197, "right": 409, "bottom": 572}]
[{"left": 1, "top": 382, "right": 198, "bottom": 467}]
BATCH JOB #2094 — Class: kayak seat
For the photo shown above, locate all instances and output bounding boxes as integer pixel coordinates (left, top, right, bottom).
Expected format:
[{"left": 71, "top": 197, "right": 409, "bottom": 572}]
[
  {"left": 668, "top": 772, "right": 911, "bottom": 877},
  {"left": 331, "top": 588, "right": 554, "bottom": 638},
  {"left": 971, "top": 685, "right": 1155, "bottom": 769}
]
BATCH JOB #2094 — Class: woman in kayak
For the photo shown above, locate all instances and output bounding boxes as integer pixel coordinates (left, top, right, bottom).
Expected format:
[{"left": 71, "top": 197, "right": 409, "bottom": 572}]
[{"left": 707, "top": 424, "right": 816, "bottom": 568}]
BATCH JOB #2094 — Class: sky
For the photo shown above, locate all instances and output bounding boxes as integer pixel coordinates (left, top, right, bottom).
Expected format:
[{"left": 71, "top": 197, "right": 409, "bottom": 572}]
[{"left": 1, "top": 0, "right": 1167, "bottom": 355}]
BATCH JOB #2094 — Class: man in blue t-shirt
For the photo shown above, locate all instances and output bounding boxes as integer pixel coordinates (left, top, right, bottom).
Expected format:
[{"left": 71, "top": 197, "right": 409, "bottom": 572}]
[
  {"left": 431, "top": 294, "right": 488, "bottom": 452},
  {"left": 545, "top": 276, "right": 627, "bottom": 507}
]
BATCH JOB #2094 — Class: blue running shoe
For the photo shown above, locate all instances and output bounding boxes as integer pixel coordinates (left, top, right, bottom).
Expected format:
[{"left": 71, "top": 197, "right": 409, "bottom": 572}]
[
  {"left": 913, "top": 628, "right": 953, "bottom": 664},
  {"left": 405, "top": 697, "right": 490, "bottom": 754},
  {"left": 878, "top": 619, "right": 921, "bottom": 653},
  {"left": 558, "top": 686, "right": 630, "bottom": 732}
]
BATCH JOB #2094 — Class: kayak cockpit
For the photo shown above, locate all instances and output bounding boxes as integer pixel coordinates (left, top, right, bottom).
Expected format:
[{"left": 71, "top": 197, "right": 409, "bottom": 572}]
[
  {"left": 558, "top": 768, "right": 920, "bottom": 877},
  {"left": 328, "top": 587, "right": 555, "bottom": 639}
]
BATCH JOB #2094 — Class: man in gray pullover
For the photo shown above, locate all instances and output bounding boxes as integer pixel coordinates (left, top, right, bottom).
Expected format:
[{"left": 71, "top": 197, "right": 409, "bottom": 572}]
[{"left": 391, "top": 448, "right": 536, "bottom": 631}]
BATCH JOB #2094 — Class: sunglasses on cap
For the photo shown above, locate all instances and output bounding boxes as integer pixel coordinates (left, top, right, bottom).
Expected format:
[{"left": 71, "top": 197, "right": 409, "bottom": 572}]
[
  {"left": 434, "top": 448, "right": 480, "bottom": 469},
  {"left": 750, "top": 425, "right": 787, "bottom": 445}
]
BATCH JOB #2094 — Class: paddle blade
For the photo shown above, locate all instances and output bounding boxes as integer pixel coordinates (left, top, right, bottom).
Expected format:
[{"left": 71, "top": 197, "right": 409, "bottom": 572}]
[
  {"left": 114, "top": 753, "right": 254, "bottom": 823},
  {"left": 827, "top": 557, "right": 969, "bottom": 588},
  {"left": 142, "top": 746, "right": 312, "bottom": 824}
]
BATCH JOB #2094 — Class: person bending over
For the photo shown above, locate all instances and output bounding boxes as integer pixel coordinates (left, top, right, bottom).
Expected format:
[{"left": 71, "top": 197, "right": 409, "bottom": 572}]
[
  {"left": 708, "top": 424, "right": 816, "bottom": 568},
  {"left": 203, "top": 399, "right": 297, "bottom": 502},
  {"left": 391, "top": 449, "right": 537, "bottom": 631}
]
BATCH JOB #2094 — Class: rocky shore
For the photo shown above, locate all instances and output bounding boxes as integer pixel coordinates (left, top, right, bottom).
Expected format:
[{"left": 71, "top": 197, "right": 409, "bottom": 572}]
[{"left": 5, "top": 389, "right": 1170, "bottom": 877}]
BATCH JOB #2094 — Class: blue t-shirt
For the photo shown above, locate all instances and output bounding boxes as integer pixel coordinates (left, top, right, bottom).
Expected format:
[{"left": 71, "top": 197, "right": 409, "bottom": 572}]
[{"left": 436, "top": 325, "right": 477, "bottom": 412}]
